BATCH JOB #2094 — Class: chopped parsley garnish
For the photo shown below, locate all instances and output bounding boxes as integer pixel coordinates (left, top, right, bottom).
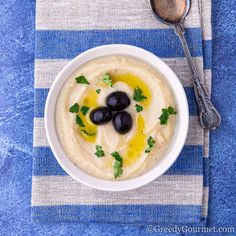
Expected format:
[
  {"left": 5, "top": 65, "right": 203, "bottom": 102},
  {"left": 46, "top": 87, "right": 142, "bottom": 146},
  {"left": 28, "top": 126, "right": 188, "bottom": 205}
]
[
  {"left": 96, "top": 89, "right": 101, "bottom": 94},
  {"left": 135, "top": 104, "right": 143, "bottom": 113},
  {"left": 113, "top": 161, "right": 123, "bottom": 178},
  {"left": 102, "top": 74, "right": 113, "bottom": 87},
  {"left": 76, "top": 114, "right": 85, "bottom": 127},
  {"left": 159, "top": 106, "right": 177, "bottom": 125},
  {"left": 111, "top": 151, "right": 123, "bottom": 178},
  {"left": 159, "top": 109, "right": 169, "bottom": 125},
  {"left": 145, "top": 136, "right": 156, "bottom": 153},
  {"left": 80, "top": 129, "right": 95, "bottom": 137},
  {"left": 75, "top": 75, "right": 89, "bottom": 84},
  {"left": 167, "top": 106, "right": 177, "bottom": 115},
  {"left": 69, "top": 103, "right": 79, "bottom": 113},
  {"left": 133, "top": 87, "right": 147, "bottom": 102},
  {"left": 81, "top": 106, "right": 90, "bottom": 116},
  {"left": 95, "top": 145, "right": 105, "bottom": 158}
]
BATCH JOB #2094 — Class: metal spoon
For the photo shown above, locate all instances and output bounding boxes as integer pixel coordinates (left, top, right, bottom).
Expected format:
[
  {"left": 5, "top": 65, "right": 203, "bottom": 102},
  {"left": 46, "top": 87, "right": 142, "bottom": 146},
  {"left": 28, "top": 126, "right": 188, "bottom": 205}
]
[{"left": 150, "top": 0, "right": 221, "bottom": 130}]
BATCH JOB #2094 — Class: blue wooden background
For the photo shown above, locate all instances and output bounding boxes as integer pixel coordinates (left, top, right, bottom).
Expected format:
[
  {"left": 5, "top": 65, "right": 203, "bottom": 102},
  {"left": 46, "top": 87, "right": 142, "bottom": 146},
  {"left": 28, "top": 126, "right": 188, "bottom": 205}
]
[{"left": 0, "top": 0, "right": 235, "bottom": 235}]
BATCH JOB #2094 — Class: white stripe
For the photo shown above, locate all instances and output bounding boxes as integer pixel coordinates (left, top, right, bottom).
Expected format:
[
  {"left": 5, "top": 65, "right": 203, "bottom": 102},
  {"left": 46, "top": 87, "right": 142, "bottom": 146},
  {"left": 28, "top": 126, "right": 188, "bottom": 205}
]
[
  {"left": 34, "top": 59, "right": 69, "bottom": 89},
  {"left": 34, "top": 116, "right": 203, "bottom": 147},
  {"left": 203, "top": 130, "right": 210, "bottom": 158},
  {"left": 33, "top": 118, "right": 48, "bottom": 147},
  {"left": 201, "top": 186, "right": 209, "bottom": 217},
  {"left": 36, "top": 0, "right": 201, "bottom": 30},
  {"left": 34, "top": 57, "right": 205, "bottom": 89},
  {"left": 32, "top": 175, "right": 203, "bottom": 206},
  {"left": 199, "top": 0, "right": 212, "bottom": 40},
  {"left": 185, "top": 116, "right": 204, "bottom": 146},
  {"left": 163, "top": 57, "right": 204, "bottom": 87}
]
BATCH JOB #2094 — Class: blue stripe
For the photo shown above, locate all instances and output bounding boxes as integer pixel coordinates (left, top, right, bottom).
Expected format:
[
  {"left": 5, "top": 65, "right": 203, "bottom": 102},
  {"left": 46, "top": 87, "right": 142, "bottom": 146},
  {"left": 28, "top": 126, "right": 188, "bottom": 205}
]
[
  {"left": 35, "top": 29, "right": 204, "bottom": 59},
  {"left": 185, "top": 87, "right": 198, "bottom": 115},
  {"left": 166, "top": 145, "right": 203, "bottom": 175},
  {"left": 33, "top": 145, "right": 203, "bottom": 176},
  {"left": 34, "top": 88, "right": 48, "bottom": 117},
  {"left": 35, "top": 29, "right": 212, "bottom": 69},
  {"left": 33, "top": 147, "right": 63, "bottom": 176},
  {"left": 34, "top": 87, "right": 198, "bottom": 117},
  {"left": 31, "top": 205, "right": 201, "bottom": 224},
  {"left": 203, "top": 157, "right": 209, "bottom": 187},
  {"left": 203, "top": 40, "right": 212, "bottom": 69}
]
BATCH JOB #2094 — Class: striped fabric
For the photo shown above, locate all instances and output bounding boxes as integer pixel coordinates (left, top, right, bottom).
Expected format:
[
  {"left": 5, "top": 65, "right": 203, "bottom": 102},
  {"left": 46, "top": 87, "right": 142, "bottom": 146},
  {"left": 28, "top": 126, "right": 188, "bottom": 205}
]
[{"left": 32, "top": 0, "right": 212, "bottom": 224}]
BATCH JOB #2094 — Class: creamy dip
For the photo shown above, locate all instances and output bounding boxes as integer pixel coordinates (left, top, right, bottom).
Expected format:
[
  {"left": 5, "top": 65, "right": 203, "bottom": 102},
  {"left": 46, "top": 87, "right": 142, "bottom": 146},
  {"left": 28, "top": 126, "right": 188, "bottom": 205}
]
[{"left": 56, "top": 56, "right": 176, "bottom": 180}]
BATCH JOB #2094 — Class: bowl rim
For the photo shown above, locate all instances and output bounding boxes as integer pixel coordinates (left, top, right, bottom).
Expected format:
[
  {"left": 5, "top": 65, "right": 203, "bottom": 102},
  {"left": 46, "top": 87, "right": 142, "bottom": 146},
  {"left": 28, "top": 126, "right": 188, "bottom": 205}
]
[{"left": 45, "top": 44, "right": 189, "bottom": 191}]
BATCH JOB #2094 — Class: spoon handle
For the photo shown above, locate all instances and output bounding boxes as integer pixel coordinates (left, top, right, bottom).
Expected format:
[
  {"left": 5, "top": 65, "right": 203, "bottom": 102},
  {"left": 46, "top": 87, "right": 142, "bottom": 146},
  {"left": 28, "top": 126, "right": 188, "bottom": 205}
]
[{"left": 174, "top": 25, "right": 221, "bottom": 130}]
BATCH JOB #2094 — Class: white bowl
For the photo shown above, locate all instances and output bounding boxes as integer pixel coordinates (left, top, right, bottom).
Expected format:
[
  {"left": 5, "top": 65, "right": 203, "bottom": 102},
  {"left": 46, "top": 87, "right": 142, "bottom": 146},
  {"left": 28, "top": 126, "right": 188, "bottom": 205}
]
[{"left": 45, "top": 44, "right": 189, "bottom": 191}]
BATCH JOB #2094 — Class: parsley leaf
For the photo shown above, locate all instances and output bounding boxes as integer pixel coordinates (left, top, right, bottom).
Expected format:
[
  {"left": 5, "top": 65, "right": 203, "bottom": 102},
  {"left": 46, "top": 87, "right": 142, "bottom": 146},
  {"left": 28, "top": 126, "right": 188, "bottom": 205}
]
[
  {"left": 145, "top": 136, "right": 156, "bottom": 153},
  {"left": 114, "top": 165, "right": 123, "bottom": 179},
  {"left": 159, "top": 106, "right": 177, "bottom": 125},
  {"left": 133, "top": 87, "right": 147, "bottom": 102},
  {"left": 69, "top": 103, "right": 79, "bottom": 113},
  {"left": 148, "top": 136, "right": 156, "bottom": 147},
  {"left": 96, "top": 89, "right": 101, "bottom": 94},
  {"left": 111, "top": 151, "right": 123, "bottom": 178},
  {"left": 159, "top": 108, "right": 169, "bottom": 125},
  {"left": 76, "top": 114, "right": 85, "bottom": 127},
  {"left": 168, "top": 106, "right": 177, "bottom": 115},
  {"left": 95, "top": 145, "right": 105, "bottom": 157},
  {"left": 102, "top": 74, "right": 113, "bottom": 87},
  {"left": 135, "top": 104, "right": 143, "bottom": 112},
  {"left": 75, "top": 75, "right": 89, "bottom": 84},
  {"left": 79, "top": 129, "right": 96, "bottom": 136},
  {"left": 111, "top": 151, "right": 123, "bottom": 163},
  {"left": 81, "top": 106, "right": 90, "bottom": 116}
]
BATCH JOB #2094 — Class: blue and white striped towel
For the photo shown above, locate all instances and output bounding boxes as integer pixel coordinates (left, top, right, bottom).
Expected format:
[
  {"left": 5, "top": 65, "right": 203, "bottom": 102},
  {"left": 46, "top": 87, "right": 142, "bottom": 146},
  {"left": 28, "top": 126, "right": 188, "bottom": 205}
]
[{"left": 32, "top": 0, "right": 212, "bottom": 224}]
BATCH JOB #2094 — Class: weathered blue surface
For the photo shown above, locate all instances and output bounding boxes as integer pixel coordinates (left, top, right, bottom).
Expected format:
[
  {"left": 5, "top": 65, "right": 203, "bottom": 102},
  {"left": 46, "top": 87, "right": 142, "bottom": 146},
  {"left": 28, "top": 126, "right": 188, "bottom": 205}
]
[{"left": 0, "top": 0, "right": 235, "bottom": 235}]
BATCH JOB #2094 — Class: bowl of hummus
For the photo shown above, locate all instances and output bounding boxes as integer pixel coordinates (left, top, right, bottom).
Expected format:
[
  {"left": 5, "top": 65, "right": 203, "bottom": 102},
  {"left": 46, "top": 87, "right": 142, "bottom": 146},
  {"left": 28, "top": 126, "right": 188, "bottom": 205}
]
[{"left": 45, "top": 44, "right": 189, "bottom": 191}]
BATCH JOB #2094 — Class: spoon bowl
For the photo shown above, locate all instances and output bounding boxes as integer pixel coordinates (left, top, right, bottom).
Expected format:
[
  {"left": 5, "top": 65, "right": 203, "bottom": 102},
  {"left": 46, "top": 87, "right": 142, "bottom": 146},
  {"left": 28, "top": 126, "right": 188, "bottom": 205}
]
[{"left": 150, "top": 0, "right": 190, "bottom": 25}]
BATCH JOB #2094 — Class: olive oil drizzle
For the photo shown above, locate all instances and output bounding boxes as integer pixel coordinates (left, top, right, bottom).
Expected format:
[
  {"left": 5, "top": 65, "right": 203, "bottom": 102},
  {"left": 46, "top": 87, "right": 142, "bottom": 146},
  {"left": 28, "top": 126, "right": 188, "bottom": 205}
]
[
  {"left": 123, "top": 114, "right": 147, "bottom": 167},
  {"left": 111, "top": 73, "right": 151, "bottom": 107},
  {"left": 111, "top": 73, "right": 151, "bottom": 167},
  {"left": 77, "top": 88, "right": 98, "bottom": 143}
]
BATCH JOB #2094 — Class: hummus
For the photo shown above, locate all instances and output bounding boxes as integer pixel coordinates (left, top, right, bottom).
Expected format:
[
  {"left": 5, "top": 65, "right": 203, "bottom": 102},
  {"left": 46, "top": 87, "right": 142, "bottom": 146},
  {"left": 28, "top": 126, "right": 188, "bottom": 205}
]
[{"left": 56, "top": 56, "right": 176, "bottom": 180}]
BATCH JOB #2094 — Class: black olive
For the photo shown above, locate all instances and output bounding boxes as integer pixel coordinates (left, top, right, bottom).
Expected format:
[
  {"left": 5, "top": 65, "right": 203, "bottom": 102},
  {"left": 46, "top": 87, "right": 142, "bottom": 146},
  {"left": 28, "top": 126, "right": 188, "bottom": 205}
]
[
  {"left": 112, "top": 111, "right": 132, "bottom": 134},
  {"left": 106, "top": 91, "right": 130, "bottom": 111},
  {"left": 90, "top": 107, "right": 112, "bottom": 125}
]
